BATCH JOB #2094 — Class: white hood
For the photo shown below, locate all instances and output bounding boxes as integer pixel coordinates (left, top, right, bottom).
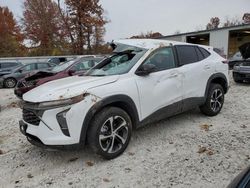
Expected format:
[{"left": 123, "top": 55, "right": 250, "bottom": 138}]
[{"left": 23, "top": 75, "right": 119, "bottom": 102}]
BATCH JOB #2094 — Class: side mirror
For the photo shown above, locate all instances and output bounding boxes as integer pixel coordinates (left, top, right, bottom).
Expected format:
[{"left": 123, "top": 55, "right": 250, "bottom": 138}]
[
  {"left": 136, "top": 64, "right": 157, "bottom": 76},
  {"left": 68, "top": 69, "right": 76, "bottom": 76},
  {"left": 18, "top": 69, "right": 23, "bottom": 73}
]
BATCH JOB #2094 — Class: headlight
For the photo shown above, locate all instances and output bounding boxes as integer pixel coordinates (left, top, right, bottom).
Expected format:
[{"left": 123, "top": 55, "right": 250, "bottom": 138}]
[{"left": 38, "top": 94, "right": 85, "bottom": 108}]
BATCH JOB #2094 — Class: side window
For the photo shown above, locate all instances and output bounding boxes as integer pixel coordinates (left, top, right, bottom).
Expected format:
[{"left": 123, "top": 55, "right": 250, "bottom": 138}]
[
  {"left": 144, "top": 47, "right": 176, "bottom": 71},
  {"left": 73, "top": 60, "right": 97, "bottom": 72},
  {"left": 21, "top": 64, "right": 36, "bottom": 72},
  {"left": 2, "top": 63, "right": 15, "bottom": 68},
  {"left": 198, "top": 47, "right": 210, "bottom": 58},
  {"left": 176, "top": 45, "right": 198, "bottom": 65},
  {"left": 195, "top": 47, "right": 204, "bottom": 61},
  {"left": 37, "top": 63, "right": 49, "bottom": 69}
]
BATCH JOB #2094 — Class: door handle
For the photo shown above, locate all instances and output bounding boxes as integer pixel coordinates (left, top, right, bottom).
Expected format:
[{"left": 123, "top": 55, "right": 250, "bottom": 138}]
[
  {"left": 204, "top": 65, "right": 211, "bottom": 70},
  {"left": 169, "top": 73, "right": 178, "bottom": 78}
]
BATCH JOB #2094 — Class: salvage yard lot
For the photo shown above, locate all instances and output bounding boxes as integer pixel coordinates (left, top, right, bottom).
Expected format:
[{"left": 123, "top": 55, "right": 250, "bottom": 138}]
[{"left": 0, "top": 73, "right": 249, "bottom": 188}]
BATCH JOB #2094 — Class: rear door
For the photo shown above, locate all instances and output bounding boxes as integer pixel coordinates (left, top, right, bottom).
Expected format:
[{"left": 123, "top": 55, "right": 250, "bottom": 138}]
[
  {"left": 135, "top": 47, "right": 183, "bottom": 121},
  {"left": 175, "top": 45, "right": 214, "bottom": 109}
]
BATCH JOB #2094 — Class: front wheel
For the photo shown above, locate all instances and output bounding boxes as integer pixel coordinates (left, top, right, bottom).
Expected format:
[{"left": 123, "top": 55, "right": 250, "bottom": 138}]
[
  {"left": 87, "top": 107, "right": 132, "bottom": 159},
  {"left": 4, "top": 78, "right": 17, "bottom": 88},
  {"left": 200, "top": 84, "right": 224, "bottom": 116}
]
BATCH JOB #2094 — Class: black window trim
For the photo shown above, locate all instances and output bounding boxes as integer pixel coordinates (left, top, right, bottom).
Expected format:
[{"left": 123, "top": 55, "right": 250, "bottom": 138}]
[
  {"left": 175, "top": 45, "right": 209, "bottom": 66},
  {"left": 136, "top": 46, "right": 178, "bottom": 73}
]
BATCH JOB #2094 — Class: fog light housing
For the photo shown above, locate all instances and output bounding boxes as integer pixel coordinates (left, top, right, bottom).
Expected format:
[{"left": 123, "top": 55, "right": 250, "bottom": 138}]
[{"left": 56, "top": 109, "right": 70, "bottom": 137}]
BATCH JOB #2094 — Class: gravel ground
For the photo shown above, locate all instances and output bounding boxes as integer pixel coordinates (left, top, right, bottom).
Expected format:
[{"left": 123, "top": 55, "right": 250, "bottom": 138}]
[{"left": 0, "top": 74, "right": 249, "bottom": 188}]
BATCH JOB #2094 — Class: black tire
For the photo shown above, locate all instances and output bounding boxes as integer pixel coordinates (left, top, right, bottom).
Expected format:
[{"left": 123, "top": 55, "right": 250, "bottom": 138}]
[
  {"left": 4, "top": 78, "right": 17, "bottom": 88},
  {"left": 200, "top": 84, "right": 224, "bottom": 116},
  {"left": 233, "top": 79, "right": 243, "bottom": 83},
  {"left": 87, "top": 107, "right": 132, "bottom": 160}
]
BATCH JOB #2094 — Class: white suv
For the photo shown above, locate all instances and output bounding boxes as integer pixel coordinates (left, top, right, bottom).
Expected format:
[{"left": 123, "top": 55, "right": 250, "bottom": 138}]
[{"left": 19, "top": 39, "right": 229, "bottom": 159}]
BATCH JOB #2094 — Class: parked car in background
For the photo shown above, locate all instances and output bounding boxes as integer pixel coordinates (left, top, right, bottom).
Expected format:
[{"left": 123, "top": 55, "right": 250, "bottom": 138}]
[
  {"left": 228, "top": 43, "right": 250, "bottom": 69},
  {"left": 0, "top": 62, "right": 55, "bottom": 88},
  {"left": 14, "top": 56, "right": 105, "bottom": 98},
  {"left": 227, "top": 166, "right": 250, "bottom": 188},
  {"left": 48, "top": 57, "right": 68, "bottom": 65},
  {"left": 228, "top": 52, "right": 250, "bottom": 69},
  {"left": 233, "top": 42, "right": 250, "bottom": 83},
  {"left": 19, "top": 39, "right": 229, "bottom": 159},
  {"left": 0, "top": 62, "right": 23, "bottom": 77}
]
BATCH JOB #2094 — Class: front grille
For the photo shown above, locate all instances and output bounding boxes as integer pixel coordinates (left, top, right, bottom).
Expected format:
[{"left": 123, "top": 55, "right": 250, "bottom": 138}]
[{"left": 23, "top": 109, "right": 41, "bottom": 126}]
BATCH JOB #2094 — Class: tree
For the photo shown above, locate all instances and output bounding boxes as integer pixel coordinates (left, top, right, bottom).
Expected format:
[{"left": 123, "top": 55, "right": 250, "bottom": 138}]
[
  {"left": 223, "top": 16, "right": 242, "bottom": 27},
  {"left": 0, "top": 6, "right": 24, "bottom": 57},
  {"left": 64, "top": 0, "right": 107, "bottom": 54},
  {"left": 22, "top": 0, "right": 67, "bottom": 56},
  {"left": 130, "top": 31, "right": 163, "bottom": 39},
  {"left": 206, "top": 17, "right": 220, "bottom": 30},
  {"left": 243, "top": 13, "right": 250, "bottom": 24}
]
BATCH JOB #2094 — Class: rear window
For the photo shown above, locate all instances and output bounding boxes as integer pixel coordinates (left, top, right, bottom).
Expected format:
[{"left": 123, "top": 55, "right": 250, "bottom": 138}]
[
  {"left": 199, "top": 47, "right": 210, "bottom": 58},
  {"left": 176, "top": 45, "right": 198, "bottom": 65},
  {"left": 1, "top": 62, "right": 18, "bottom": 68}
]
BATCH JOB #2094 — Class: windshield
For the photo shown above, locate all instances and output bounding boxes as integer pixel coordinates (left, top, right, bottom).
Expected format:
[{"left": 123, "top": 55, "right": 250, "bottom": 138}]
[
  {"left": 86, "top": 49, "right": 146, "bottom": 76},
  {"left": 51, "top": 59, "right": 77, "bottom": 72}
]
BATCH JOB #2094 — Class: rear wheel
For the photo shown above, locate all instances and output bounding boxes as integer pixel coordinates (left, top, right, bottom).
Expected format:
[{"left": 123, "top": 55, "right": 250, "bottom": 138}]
[
  {"left": 4, "top": 78, "right": 17, "bottom": 88},
  {"left": 87, "top": 107, "right": 132, "bottom": 159},
  {"left": 200, "top": 84, "right": 224, "bottom": 116}
]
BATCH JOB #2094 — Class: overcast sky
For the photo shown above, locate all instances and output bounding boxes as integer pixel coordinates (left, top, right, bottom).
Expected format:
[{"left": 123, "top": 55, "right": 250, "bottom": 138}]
[{"left": 0, "top": 0, "right": 249, "bottom": 41}]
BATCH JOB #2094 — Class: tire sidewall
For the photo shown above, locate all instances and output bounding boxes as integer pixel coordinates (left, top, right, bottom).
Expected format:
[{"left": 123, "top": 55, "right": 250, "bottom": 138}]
[
  {"left": 90, "top": 107, "right": 132, "bottom": 159},
  {"left": 4, "top": 78, "right": 17, "bottom": 88},
  {"left": 208, "top": 84, "right": 224, "bottom": 115}
]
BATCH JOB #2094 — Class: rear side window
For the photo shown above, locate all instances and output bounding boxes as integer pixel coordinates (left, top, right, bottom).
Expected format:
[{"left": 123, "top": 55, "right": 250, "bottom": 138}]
[
  {"left": 195, "top": 47, "right": 204, "bottom": 61},
  {"left": 198, "top": 47, "right": 210, "bottom": 58},
  {"left": 37, "top": 63, "right": 49, "bottom": 69},
  {"left": 176, "top": 46, "right": 198, "bottom": 65}
]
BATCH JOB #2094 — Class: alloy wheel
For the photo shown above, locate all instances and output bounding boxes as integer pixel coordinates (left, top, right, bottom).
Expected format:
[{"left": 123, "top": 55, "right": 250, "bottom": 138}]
[
  {"left": 210, "top": 89, "right": 223, "bottom": 112},
  {"left": 5, "top": 78, "right": 16, "bottom": 88},
  {"left": 99, "top": 116, "right": 129, "bottom": 154}
]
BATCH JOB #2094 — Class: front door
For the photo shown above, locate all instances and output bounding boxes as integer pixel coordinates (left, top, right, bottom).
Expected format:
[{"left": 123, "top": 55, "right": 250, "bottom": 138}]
[{"left": 135, "top": 47, "right": 183, "bottom": 122}]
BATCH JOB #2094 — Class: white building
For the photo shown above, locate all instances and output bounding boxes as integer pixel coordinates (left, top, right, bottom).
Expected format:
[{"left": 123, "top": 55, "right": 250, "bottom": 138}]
[{"left": 159, "top": 24, "right": 250, "bottom": 58}]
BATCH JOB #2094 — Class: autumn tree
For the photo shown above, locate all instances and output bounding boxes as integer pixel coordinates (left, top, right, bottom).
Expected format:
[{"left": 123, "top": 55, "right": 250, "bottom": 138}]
[
  {"left": 64, "top": 0, "right": 107, "bottom": 54},
  {"left": 0, "top": 6, "right": 24, "bottom": 57},
  {"left": 130, "top": 31, "right": 163, "bottom": 39},
  {"left": 22, "top": 0, "right": 68, "bottom": 56},
  {"left": 206, "top": 17, "right": 220, "bottom": 30},
  {"left": 223, "top": 16, "right": 242, "bottom": 27},
  {"left": 243, "top": 13, "right": 250, "bottom": 24}
]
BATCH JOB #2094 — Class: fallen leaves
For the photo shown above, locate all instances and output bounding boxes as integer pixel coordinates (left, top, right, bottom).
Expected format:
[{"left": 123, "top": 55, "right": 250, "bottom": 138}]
[
  {"left": 197, "top": 146, "right": 214, "bottom": 156},
  {"left": 200, "top": 124, "right": 213, "bottom": 132},
  {"left": 103, "top": 178, "right": 111, "bottom": 182},
  {"left": 86, "top": 161, "right": 94, "bottom": 167},
  {"left": 128, "top": 152, "right": 135, "bottom": 156}
]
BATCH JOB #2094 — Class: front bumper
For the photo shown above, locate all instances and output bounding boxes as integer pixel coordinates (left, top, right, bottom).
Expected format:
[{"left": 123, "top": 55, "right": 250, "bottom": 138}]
[
  {"left": 19, "top": 120, "right": 81, "bottom": 150},
  {"left": 19, "top": 95, "right": 96, "bottom": 147},
  {"left": 233, "top": 71, "right": 250, "bottom": 81}
]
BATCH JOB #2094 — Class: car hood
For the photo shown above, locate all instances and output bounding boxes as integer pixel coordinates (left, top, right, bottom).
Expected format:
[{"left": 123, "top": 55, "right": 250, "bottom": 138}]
[
  {"left": 23, "top": 75, "right": 119, "bottom": 102},
  {"left": 24, "top": 71, "right": 57, "bottom": 81},
  {"left": 239, "top": 42, "right": 250, "bottom": 59}
]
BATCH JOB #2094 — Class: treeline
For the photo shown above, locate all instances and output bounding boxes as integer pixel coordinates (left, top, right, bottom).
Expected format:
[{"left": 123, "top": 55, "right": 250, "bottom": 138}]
[{"left": 0, "top": 0, "right": 110, "bottom": 57}]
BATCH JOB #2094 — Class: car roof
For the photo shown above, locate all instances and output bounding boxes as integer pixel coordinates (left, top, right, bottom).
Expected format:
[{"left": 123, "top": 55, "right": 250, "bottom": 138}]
[{"left": 113, "top": 39, "right": 213, "bottom": 50}]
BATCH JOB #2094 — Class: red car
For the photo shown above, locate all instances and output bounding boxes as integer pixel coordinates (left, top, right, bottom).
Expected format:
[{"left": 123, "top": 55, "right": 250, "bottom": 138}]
[{"left": 14, "top": 56, "right": 105, "bottom": 98}]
